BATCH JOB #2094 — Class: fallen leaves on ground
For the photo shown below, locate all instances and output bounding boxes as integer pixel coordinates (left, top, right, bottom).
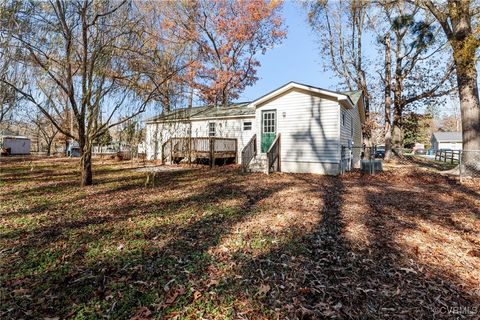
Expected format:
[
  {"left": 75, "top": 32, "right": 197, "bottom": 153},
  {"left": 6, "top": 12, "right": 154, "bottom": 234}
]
[{"left": 0, "top": 156, "right": 479, "bottom": 319}]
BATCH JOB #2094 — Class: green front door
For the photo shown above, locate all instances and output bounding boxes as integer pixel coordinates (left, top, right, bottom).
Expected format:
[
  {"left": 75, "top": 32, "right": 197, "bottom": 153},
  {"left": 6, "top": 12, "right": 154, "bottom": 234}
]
[{"left": 261, "top": 110, "right": 276, "bottom": 153}]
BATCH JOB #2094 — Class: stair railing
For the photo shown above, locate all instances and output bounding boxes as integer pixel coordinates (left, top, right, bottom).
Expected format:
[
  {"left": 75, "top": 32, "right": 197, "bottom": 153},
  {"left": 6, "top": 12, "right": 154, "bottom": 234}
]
[
  {"left": 266, "top": 133, "right": 281, "bottom": 174},
  {"left": 241, "top": 134, "right": 257, "bottom": 172}
]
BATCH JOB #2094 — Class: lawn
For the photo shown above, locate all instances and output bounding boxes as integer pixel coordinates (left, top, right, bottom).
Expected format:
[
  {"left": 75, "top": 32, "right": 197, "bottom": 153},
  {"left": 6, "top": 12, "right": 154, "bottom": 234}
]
[{"left": 1, "top": 157, "right": 479, "bottom": 319}]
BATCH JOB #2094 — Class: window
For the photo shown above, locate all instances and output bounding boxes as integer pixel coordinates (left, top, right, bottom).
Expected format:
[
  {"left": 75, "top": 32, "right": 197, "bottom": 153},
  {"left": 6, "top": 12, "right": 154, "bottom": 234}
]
[
  {"left": 243, "top": 121, "right": 252, "bottom": 131},
  {"left": 341, "top": 111, "right": 346, "bottom": 126},
  {"left": 262, "top": 111, "right": 276, "bottom": 133},
  {"left": 208, "top": 122, "right": 216, "bottom": 136}
]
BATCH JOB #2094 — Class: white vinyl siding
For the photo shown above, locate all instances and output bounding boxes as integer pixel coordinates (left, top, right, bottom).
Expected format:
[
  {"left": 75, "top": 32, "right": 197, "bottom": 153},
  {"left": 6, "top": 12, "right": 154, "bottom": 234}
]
[
  {"left": 437, "top": 141, "right": 462, "bottom": 150},
  {"left": 145, "top": 121, "right": 190, "bottom": 160},
  {"left": 255, "top": 89, "right": 341, "bottom": 173},
  {"left": 145, "top": 116, "right": 255, "bottom": 162},
  {"left": 145, "top": 86, "right": 365, "bottom": 174},
  {"left": 340, "top": 105, "right": 363, "bottom": 167}
]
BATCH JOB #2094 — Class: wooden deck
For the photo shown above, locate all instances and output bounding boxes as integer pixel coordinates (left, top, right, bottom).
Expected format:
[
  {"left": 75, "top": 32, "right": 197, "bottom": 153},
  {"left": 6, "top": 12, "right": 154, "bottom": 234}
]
[{"left": 162, "top": 137, "right": 238, "bottom": 166}]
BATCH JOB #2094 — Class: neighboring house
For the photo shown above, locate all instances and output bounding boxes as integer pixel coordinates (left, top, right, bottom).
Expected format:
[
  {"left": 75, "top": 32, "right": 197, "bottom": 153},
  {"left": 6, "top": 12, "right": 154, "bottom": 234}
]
[
  {"left": 431, "top": 132, "right": 462, "bottom": 151},
  {"left": 0, "top": 135, "right": 31, "bottom": 155},
  {"left": 145, "top": 81, "right": 365, "bottom": 175},
  {"left": 67, "top": 141, "right": 81, "bottom": 157}
]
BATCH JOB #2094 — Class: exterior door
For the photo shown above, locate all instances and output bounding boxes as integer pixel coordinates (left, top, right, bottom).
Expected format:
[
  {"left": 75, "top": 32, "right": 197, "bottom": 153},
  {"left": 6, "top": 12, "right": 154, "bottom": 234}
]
[{"left": 261, "top": 110, "right": 276, "bottom": 153}]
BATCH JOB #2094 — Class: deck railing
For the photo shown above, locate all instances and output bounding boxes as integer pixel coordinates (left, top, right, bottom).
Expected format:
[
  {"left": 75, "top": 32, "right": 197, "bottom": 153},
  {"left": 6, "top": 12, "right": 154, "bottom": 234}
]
[
  {"left": 266, "top": 133, "right": 281, "bottom": 174},
  {"left": 241, "top": 134, "right": 256, "bottom": 172},
  {"left": 162, "top": 136, "right": 237, "bottom": 166}
]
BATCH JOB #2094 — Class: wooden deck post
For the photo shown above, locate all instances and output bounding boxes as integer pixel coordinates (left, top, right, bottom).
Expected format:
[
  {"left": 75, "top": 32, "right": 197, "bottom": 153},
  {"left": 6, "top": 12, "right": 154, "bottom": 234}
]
[
  {"left": 234, "top": 138, "right": 238, "bottom": 164},
  {"left": 188, "top": 136, "right": 192, "bottom": 164},
  {"left": 170, "top": 139, "right": 173, "bottom": 164},
  {"left": 161, "top": 141, "right": 164, "bottom": 165},
  {"left": 209, "top": 137, "right": 214, "bottom": 168}
]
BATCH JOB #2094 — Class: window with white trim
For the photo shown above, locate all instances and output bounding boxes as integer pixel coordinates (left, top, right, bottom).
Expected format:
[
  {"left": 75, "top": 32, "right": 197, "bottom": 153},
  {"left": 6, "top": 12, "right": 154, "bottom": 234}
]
[
  {"left": 208, "top": 122, "right": 216, "bottom": 136},
  {"left": 243, "top": 121, "right": 252, "bottom": 131}
]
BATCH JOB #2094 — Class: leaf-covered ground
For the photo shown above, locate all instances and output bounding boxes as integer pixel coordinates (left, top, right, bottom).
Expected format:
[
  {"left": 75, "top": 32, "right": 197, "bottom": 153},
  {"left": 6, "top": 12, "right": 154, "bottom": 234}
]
[{"left": 1, "top": 157, "right": 479, "bottom": 319}]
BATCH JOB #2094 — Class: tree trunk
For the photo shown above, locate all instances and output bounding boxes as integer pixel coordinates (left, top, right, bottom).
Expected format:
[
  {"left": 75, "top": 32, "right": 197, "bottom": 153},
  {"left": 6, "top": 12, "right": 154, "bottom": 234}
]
[
  {"left": 362, "top": 97, "right": 372, "bottom": 148},
  {"left": 423, "top": 1, "right": 480, "bottom": 165},
  {"left": 222, "top": 87, "right": 228, "bottom": 108},
  {"left": 392, "top": 103, "right": 403, "bottom": 155},
  {"left": 384, "top": 33, "right": 393, "bottom": 161},
  {"left": 392, "top": 31, "right": 404, "bottom": 158},
  {"left": 188, "top": 86, "right": 194, "bottom": 108},
  {"left": 46, "top": 140, "right": 52, "bottom": 156},
  {"left": 79, "top": 139, "right": 93, "bottom": 186},
  {"left": 454, "top": 54, "right": 480, "bottom": 164}
]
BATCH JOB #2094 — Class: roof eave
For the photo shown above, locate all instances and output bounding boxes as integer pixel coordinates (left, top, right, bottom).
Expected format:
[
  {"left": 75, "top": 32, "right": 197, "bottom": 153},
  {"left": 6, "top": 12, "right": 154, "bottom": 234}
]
[
  {"left": 251, "top": 82, "right": 355, "bottom": 109},
  {"left": 146, "top": 113, "right": 255, "bottom": 124}
]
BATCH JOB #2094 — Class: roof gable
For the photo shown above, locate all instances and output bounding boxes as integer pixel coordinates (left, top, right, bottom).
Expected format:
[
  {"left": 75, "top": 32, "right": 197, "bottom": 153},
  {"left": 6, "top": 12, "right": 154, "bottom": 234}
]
[
  {"left": 146, "top": 82, "right": 366, "bottom": 124},
  {"left": 342, "top": 90, "right": 363, "bottom": 105},
  {"left": 251, "top": 81, "right": 355, "bottom": 109},
  {"left": 433, "top": 131, "right": 462, "bottom": 142}
]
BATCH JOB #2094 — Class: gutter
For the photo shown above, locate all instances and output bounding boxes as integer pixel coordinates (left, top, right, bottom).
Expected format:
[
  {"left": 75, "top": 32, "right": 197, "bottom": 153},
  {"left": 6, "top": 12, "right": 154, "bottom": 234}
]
[{"left": 145, "top": 114, "right": 255, "bottom": 124}]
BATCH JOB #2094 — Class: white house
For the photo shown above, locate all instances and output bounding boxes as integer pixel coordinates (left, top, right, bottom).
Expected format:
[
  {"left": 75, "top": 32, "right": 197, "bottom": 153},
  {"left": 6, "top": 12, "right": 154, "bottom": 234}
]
[
  {"left": 431, "top": 132, "right": 462, "bottom": 151},
  {"left": 145, "top": 82, "right": 365, "bottom": 175}
]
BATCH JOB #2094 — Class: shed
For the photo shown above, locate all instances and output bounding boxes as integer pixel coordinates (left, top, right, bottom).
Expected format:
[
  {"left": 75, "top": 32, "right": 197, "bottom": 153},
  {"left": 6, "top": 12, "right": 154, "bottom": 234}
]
[
  {"left": 0, "top": 135, "right": 31, "bottom": 155},
  {"left": 431, "top": 132, "right": 462, "bottom": 151}
]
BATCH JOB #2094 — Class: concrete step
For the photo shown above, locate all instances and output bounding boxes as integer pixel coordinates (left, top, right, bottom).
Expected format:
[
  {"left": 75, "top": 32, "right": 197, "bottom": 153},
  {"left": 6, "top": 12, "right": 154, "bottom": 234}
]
[{"left": 245, "top": 154, "right": 268, "bottom": 173}]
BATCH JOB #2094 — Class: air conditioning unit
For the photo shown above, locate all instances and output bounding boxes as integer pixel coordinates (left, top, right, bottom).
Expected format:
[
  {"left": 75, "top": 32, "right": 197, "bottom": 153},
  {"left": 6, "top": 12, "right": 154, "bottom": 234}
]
[{"left": 360, "top": 159, "right": 383, "bottom": 174}]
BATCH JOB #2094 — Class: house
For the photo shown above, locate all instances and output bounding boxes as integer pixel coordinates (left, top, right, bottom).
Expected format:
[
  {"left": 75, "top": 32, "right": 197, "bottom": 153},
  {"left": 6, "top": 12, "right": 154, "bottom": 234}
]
[
  {"left": 66, "top": 141, "right": 81, "bottom": 157},
  {"left": 0, "top": 135, "right": 31, "bottom": 155},
  {"left": 431, "top": 132, "right": 462, "bottom": 151},
  {"left": 145, "top": 82, "right": 365, "bottom": 175}
]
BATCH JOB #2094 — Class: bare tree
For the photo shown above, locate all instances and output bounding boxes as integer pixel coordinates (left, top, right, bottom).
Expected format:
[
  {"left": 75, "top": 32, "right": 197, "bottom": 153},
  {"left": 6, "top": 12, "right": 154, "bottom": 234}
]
[
  {"left": 29, "top": 109, "right": 59, "bottom": 156},
  {"left": 134, "top": 1, "right": 193, "bottom": 113},
  {"left": 0, "top": 0, "right": 25, "bottom": 127},
  {"left": 382, "top": 32, "right": 393, "bottom": 159},
  {"left": 3, "top": 0, "right": 167, "bottom": 186},
  {"left": 307, "top": 0, "right": 373, "bottom": 145},
  {"left": 378, "top": 2, "right": 453, "bottom": 159}
]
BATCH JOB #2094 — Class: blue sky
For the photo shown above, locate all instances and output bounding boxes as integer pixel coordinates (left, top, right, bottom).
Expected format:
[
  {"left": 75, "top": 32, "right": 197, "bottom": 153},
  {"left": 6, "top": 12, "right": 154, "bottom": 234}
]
[
  {"left": 239, "top": 2, "right": 460, "bottom": 118},
  {"left": 239, "top": 1, "right": 337, "bottom": 102}
]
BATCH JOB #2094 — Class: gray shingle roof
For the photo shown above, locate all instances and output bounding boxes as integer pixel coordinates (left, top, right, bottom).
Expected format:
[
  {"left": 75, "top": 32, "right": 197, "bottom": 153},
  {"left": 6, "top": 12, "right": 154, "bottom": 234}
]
[
  {"left": 146, "top": 83, "right": 364, "bottom": 124},
  {"left": 146, "top": 102, "right": 254, "bottom": 123},
  {"left": 432, "top": 131, "right": 462, "bottom": 142}
]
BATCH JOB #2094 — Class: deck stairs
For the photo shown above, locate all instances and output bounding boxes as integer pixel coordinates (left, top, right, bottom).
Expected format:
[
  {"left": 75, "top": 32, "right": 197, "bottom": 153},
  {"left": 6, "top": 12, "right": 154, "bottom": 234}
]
[{"left": 245, "top": 154, "right": 267, "bottom": 173}]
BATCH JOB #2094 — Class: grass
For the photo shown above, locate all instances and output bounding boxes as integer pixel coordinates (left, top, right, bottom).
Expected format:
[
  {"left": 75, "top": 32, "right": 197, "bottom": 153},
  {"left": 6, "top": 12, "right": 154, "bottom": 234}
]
[{"left": 0, "top": 156, "right": 479, "bottom": 319}]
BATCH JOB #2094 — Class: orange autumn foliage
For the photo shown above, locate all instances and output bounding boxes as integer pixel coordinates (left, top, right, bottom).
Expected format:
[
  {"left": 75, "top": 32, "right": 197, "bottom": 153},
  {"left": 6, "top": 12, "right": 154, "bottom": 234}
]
[{"left": 162, "top": 0, "right": 286, "bottom": 107}]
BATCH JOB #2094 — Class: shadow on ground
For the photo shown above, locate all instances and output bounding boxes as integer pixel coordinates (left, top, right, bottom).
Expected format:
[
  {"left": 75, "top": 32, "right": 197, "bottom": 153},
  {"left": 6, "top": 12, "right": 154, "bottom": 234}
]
[{"left": 0, "top": 158, "right": 479, "bottom": 319}]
